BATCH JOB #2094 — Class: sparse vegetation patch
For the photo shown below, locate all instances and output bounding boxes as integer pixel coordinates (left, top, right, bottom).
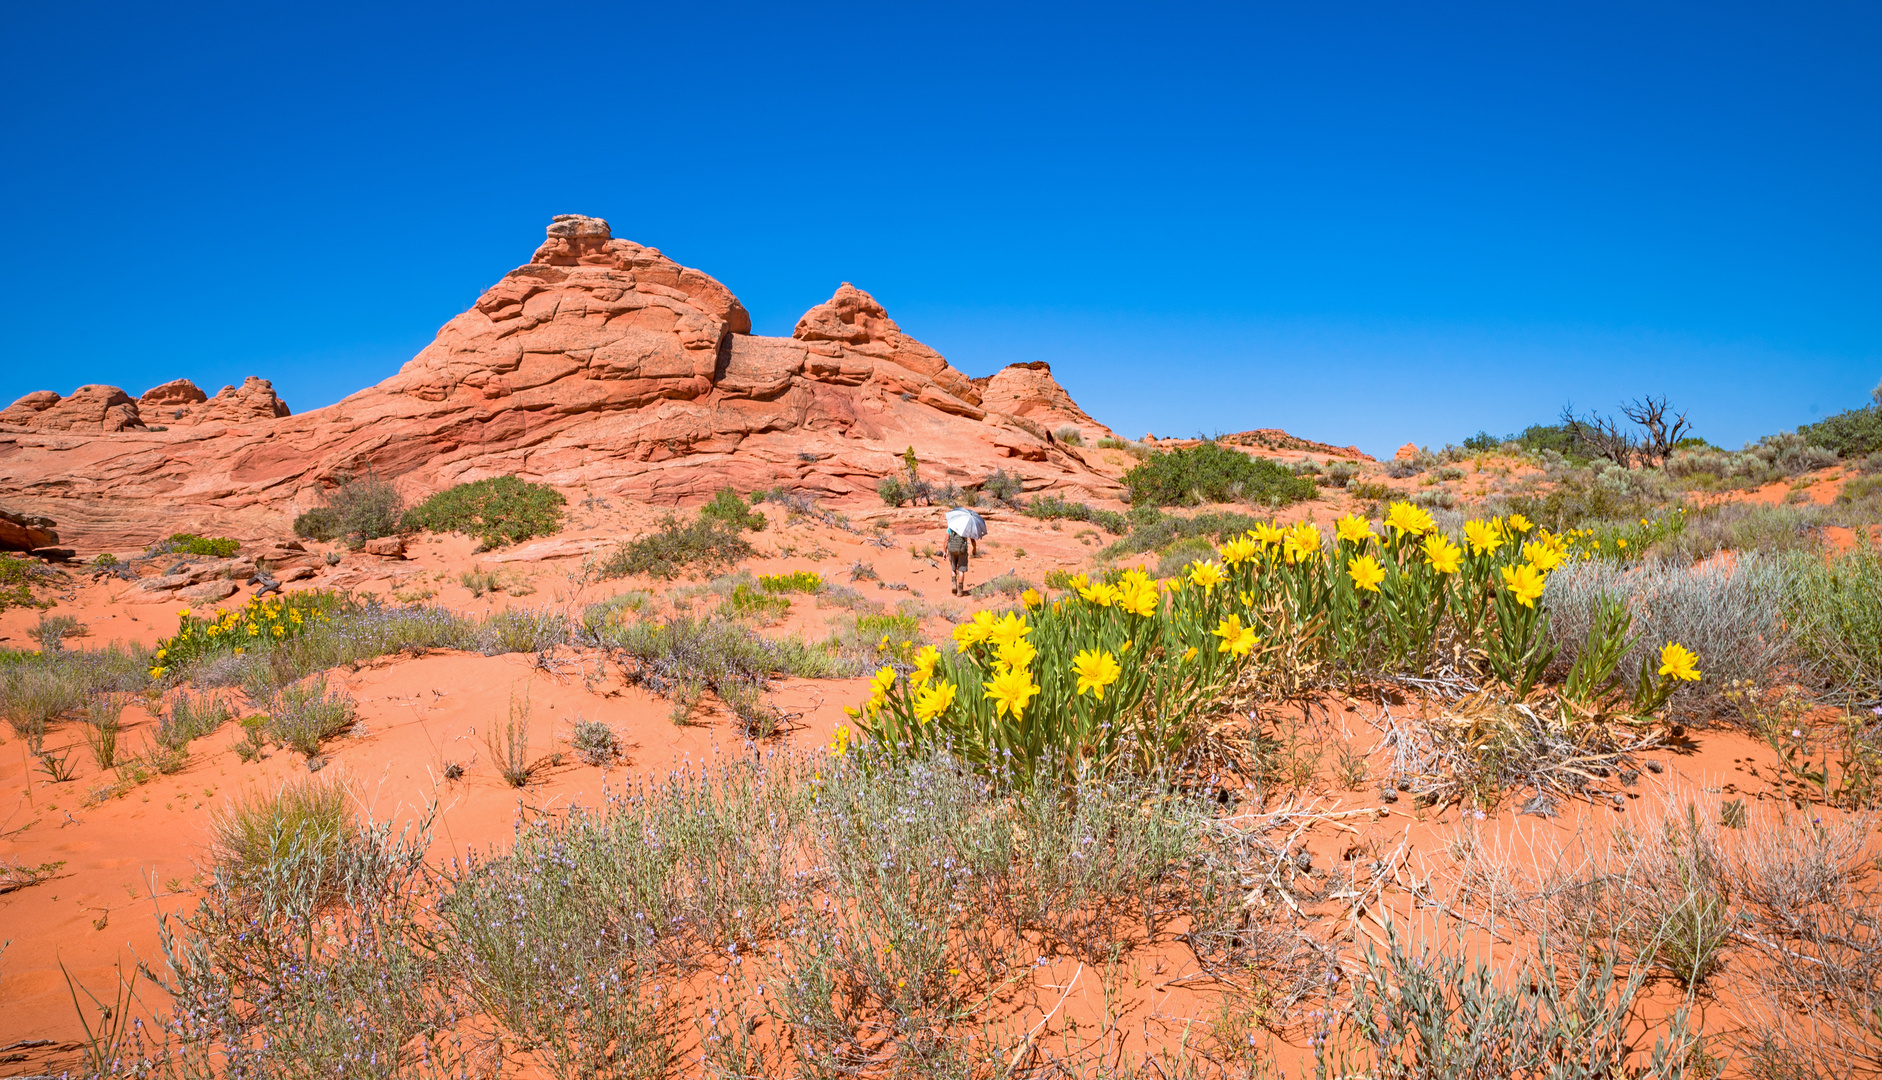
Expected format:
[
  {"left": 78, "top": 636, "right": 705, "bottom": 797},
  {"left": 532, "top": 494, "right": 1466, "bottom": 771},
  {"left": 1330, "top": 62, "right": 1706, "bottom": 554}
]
[
  {"left": 402, "top": 475, "right": 565, "bottom": 548},
  {"left": 1124, "top": 441, "right": 1317, "bottom": 507}
]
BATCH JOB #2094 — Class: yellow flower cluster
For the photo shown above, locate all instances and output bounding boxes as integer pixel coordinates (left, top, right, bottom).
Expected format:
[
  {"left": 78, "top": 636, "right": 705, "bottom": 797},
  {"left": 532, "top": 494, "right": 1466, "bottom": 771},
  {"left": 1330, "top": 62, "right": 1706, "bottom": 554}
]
[
  {"left": 152, "top": 591, "right": 329, "bottom": 677},
  {"left": 856, "top": 499, "right": 1703, "bottom": 767}
]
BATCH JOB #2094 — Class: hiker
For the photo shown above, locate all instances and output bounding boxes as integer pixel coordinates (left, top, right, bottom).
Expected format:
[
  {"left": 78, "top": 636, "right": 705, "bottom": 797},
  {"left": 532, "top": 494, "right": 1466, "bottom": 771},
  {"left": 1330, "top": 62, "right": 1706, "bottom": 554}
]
[{"left": 947, "top": 521, "right": 978, "bottom": 596}]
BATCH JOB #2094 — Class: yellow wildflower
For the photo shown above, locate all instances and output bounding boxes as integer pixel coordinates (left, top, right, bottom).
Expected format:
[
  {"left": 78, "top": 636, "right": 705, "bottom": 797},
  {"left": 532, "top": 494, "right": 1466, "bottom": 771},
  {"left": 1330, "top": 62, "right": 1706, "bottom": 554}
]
[
  {"left": 1423, "top": 534, "right": 1462, "bottom": 575},
  {"left": 1616, "top": 538, "right": 1628, "bottom": 549},
  {"left": 1187, "top": 560, "right": 1225, "bottom": 593},
  {"left": 988, "top": 612, "right": 1032, "bottom": 650},
  {"left": 911, "top": 645, "right": 940, "bottom": 686},
  {"left": 177, "top": 608, "right": 190, "bottom": 617},
  {"left": 953, "top": 610, "right": 997, "bottom": 652},
  {"left": 1499, "top": 563, "right": 1548, "bottom": 609},
  {"left": 982, "top": 665, "right": 1040, "bottom": 720},
  {"left": 1658, "top": 642, "right": 1701, "bottom": 682},
  {"left": 1116, "top": 574, "right": 1158, "bottom": 617},
  {"left": 148, "top": 666, "right": 167, "bottom": 679},
  {"left": 913, "top": 680, "right": 957, "bottom": 723},
  {"left": 1021, "top": 587, "right": 1043, "bottom": 610},
  {"left": 1348, "top": 554, "right": 1386, "bottom": 593},
  {"left": 1385, "top": 501, "right": 1436, "bottom": 536},
  {"left": 1069, "top": 573, "right": 1090, "bottom": 591},
  {"left": 1522, "top": 540, "right": 1565, "bottom": 572},
  {"left": 1182, "top": 646, "right": 1198, "bottom": 662},
  {"left": 1080, "top": 581, "right": 1120, "bottom": 607},
  {"left": 1335, "top": 514, "right": 1375, "bottom": 545},
  {"left": 1283, "top": 522, "right": 1322, "bottom": 564},
  {"left": 1507, "top": 513, "right": 1534, "bottom": 534},
  {"left": 868, "top": 666, "right": 897, "bottom": 707},
  {"left": 1071, "top": 648, "right": 1122, "bottom": 700},
  {"left": 1218, "top": 536, "right": 1258, "bottom": 566},
  {"left": 829, "top": 725, "right": 852, "bottom": 757},
  {"left": 995, "top": 637, "right": 1038, "bottom": 672},
  {"left": 1462, "top": 519, "right": 1503, "bottom": 556},
  {"left": 1252, "top": 522, "right": 1286, "bottom": 548},
  {"left": 155, "top": 648, "right": 166, "bottom": 659},
  {"left": 1213, "top": 614, "right": 1258, "bottom": 658}
]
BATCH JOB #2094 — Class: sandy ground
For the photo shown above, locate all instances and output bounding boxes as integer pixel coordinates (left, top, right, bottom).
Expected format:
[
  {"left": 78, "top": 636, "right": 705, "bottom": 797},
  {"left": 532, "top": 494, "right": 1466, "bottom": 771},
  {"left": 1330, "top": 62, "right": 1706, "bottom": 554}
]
[{"left": 0, "top": 454, "right": 1863, "bottom": 1073}]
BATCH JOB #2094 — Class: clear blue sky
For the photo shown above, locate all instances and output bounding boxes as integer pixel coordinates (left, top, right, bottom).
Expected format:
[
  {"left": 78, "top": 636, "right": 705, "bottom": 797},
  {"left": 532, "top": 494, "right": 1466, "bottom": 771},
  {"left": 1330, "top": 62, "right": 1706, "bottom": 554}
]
[{"left": 2, "top": 2, "right": 1876, "bottom": 458}]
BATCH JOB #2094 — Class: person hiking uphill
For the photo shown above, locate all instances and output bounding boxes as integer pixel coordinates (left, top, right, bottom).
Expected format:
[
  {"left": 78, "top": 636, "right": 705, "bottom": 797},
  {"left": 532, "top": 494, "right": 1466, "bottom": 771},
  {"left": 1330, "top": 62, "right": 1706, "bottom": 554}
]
[{"left": 946, "top": 519, "right": 979, "bottom": 596}]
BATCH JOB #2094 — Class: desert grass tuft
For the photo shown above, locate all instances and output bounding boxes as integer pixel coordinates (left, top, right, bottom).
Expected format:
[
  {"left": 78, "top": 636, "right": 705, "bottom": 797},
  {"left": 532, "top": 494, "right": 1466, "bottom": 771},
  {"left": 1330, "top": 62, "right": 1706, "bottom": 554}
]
[
  {"left": 476, "top": 606, "right": 570, "bottom": 656},
  {"left": 80, "top": 692, "right": 125, "bottom": 770},
  {"left": 1786, "top": 537, "right": 1882, "bottom": 704},
  {"left": 262, "top": 675, "right": 356, "bottom": 758},
  {"left": 209, "top": 775, "right": 353, "bottom": 891},
  {"left": 155, "top": 691, "right": 234, "bottom": 751},
  {"left": 485, "top": 689, "right": 552, "bottom": 786}
]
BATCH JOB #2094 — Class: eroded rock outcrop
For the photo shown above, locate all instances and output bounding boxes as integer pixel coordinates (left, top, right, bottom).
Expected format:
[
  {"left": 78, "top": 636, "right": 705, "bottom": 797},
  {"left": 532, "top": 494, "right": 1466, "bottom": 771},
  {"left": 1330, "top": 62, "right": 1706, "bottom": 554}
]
[
  {"left": 0, "top": 509, "right": 59, "bottom": 552},
  {"left": 0, "top": 386, "right": 145, "bottom": 432},
  {"left": 979, "top": 362, "right": 1115, "bottom": 444},
  {"left": 134, "top": 377, "right": 290, "bottom": 425},
  {"left": 196, "top": 377, "right": 292, "bottom": 424},
  {"left": 139, "top": 379, "right": 209, "bottom": 412},
  {"left": 0, "top": 215, "right": 1122, "bottom": 548}
]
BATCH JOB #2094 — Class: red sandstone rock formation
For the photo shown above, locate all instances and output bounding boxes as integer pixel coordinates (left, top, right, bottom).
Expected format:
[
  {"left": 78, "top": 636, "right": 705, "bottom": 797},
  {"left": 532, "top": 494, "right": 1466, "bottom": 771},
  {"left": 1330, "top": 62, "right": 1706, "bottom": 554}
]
[
  {"left": 0, "top": 386, "right": 145, "bottom": 432},
  {"left": 130, "top": 377, "right": 290, "bottom": 426},
  {"left": 195, "top": 377, "right": 292, "bottom": 424},
  {"left": 977, "top": 362, "right": 1115, "bottom": 444},
  {"left": 1220, "top": 429, "right": 1374, "bottom": 461},
  {"left": 139, "top": 379, "right": 209, "bottom": 411},
  {"left": 0, "top": 509, "right": 59, "bottom": 552},
  {"left": 0, "top": 215, "right": 1122, "bottom": 548}
]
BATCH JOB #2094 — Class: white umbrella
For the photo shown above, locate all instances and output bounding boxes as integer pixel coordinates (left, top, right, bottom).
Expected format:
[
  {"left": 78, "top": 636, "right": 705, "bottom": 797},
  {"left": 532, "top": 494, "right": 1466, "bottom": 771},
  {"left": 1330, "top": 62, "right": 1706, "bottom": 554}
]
[{"left": 945, "top": 507, "right": 987, "bottom": 540}]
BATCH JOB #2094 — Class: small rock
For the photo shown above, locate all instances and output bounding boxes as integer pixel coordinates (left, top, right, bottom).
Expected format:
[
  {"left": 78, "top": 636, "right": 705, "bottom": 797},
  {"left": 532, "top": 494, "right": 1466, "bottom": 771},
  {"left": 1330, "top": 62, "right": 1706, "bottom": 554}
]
[
  {"left": 363, "top": 536, "right": 407, "bottom": 558},
  {"left": 31, "top": 547, "right": 76, "bottom": 562},
  {"left": 179, "top": 579, "right": 238, "bottom": 602}
]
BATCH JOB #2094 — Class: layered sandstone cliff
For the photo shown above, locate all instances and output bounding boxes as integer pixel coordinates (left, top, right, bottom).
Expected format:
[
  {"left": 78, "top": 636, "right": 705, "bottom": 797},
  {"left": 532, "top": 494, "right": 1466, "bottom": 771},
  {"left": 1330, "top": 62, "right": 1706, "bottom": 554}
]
[{"left": 0, "top": 215, "right": 1120, "bottom": 548}]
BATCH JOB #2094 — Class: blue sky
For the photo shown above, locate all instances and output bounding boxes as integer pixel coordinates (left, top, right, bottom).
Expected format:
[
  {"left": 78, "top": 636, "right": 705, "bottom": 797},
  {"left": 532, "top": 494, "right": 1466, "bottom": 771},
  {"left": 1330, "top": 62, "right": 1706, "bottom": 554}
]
[{"left": 2, "top": 2, "right": 1875, "bottom": 458}]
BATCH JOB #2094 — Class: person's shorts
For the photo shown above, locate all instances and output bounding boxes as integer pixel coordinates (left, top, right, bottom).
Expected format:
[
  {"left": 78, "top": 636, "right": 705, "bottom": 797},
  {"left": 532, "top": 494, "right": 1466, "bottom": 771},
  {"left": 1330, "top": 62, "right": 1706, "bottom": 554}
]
[{"left": 949, "top": 549, "right": 969, "bottom": 572}]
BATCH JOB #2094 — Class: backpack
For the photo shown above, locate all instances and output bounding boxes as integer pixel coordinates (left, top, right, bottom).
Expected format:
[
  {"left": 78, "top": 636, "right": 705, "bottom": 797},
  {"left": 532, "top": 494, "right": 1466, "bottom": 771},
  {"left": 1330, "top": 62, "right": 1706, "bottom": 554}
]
[{"left": 946, "top": 530, "right": 968, "bottom": 556}]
